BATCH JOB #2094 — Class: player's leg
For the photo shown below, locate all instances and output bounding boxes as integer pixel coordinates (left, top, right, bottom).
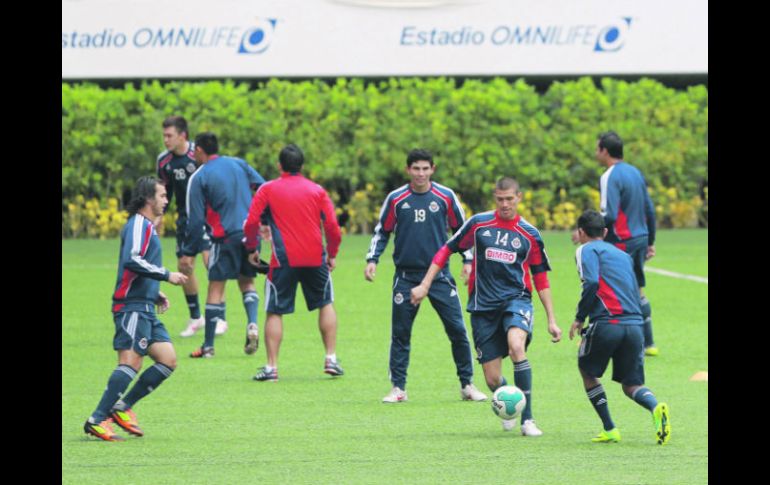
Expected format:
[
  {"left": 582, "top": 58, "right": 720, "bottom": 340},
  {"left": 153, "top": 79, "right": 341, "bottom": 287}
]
[
  {"left": 252, "top": 312, "right": 282, "bottom": 381},
  {"left": 578, "top": 322, "right": 621, "bottom": 442},
  {"left": 298, "top": 265, "right": 343, "bottom": 376},
  {"left": 190, "top": 280, "right": 225, "bottom": 357},
  {"left": 383, "top": 274, "right": 418, "bottom": 400},
  {"left": 427, "top": 274, "right": 484, "bottom": 400},
  {"left": 238, "top": 274, "right": 260, "bottom": 355},
  {"left": 176, "top": 222, "right": 205, "bottom": 337},
  {"left": 507, "top": 326, "right": 536, "bottom": 428},
  {"left": 254, "top": 267, "right": 296, "bottom": 381},
  {"left": 629, "top": 238, "right": 656, "bottom": 355}
]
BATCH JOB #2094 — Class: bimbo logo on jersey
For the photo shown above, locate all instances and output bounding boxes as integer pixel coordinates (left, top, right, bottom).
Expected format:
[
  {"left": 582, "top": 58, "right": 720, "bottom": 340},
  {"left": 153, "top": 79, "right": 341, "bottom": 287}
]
[{"left": 485, "top": 248, "right": 517, "bottom": 263}]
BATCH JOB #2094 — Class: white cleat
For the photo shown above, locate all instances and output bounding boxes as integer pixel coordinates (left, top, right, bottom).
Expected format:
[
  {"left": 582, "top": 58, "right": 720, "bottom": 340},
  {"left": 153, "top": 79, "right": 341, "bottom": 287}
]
[
  {"left": 382, "top": 386, "right": 408, "bottom": 403},
  {"left": 215, "top": 319, "right": 228, "bottom": 335},
  {"left": 460, "top": 383, "right": 488, "bottom": 401},
  {"left": 501, "top": 419, "right": 515, "bottom": 432},
  {"left": 521, "top": 419, "right": 543, "bottom": 437},
  {"left": 244, "top": 323, "right": 259, "bottom": 355},
  {"left": 180, "top": 317, "right": 205, "bottom": 337}
]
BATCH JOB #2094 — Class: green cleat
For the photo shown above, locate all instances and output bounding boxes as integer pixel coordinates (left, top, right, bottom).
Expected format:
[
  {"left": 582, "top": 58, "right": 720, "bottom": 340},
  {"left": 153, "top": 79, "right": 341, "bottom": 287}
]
[
  {"left": 644, "top": 346, "right": 659, "bottom": 357},
  {"left": 591, "top": 428, "right": 621, "bottom": 443},
  {"left": 653, "top": 403, "right": 671, "bottom": 445}
]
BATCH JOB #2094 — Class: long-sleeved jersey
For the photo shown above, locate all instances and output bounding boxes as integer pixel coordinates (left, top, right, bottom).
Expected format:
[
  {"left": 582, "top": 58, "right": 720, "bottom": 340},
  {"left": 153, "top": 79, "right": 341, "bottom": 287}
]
[
  {"left": 157, "top": 142, "right": 197, "bottom": 219},
  {"left": 366, "top": 182, "right": 472, "bottom": 269},
  {"left": 181, "top": 155, "right": 264, "bottom": 255},
  {"left": 243, "top": 172, "right": 341, "bottom": 268},
  {"left": 112, "top": 214, "right": 170, "bottom": 313},
  {"left": 599, "top": 161, "right": 656, "bottom": 246},
  {"left": 433, "top": 211, "right": 550, "bottom": 312},
  {"left": 574, "top": 240, "right": 643, "bottom": 325}
]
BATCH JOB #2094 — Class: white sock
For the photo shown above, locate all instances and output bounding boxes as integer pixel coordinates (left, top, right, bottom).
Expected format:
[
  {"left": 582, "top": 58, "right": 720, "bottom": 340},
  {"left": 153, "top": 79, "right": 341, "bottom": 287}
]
[
  {"left": 264, "top": 365, "right": 275, "bottom": 372},
  {"left": 326, "top": 354, "right": 337, "bottom": 362}
]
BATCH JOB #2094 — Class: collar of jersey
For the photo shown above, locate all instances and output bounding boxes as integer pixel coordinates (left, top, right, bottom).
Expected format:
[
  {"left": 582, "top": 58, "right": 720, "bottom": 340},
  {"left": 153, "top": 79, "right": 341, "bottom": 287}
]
[{"left": 494, "top": 212, "right": 521, "bottom": 228}]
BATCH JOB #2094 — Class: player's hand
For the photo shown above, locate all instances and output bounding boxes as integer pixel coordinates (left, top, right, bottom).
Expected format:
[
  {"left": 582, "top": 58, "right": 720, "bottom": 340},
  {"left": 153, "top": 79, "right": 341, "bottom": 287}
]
[
  {"left": 410, "top": 284, "right": 428, "bottom": 306},
  {"left": 156, "top": 291, "right": 170, "bottom": 314},
  {"left": 364, "top": 262, "right": 377, "bottom": 282},
  {"left": 248, "top": 251, "right": 261, "bottom": 267},
  {"left": 569, "top": 320, "right": 584, "bottom": 340},
  {"left": 178, "top": 256, "right": 194, "bottom": 275},
  {"left": 460, "top": 263, "right": 472, "bottom": 285},
  {"left": 548, "top": 321, "right": 562, "bottom": 343},
  {"left": 327, "top": 257, "right": 336, "bottom": 272},
  {"left": 167, "top": 272, "right": 188, "bottom": 286},
  {"left": 645, "top": 245, "right": 656, "bottom": 260}
]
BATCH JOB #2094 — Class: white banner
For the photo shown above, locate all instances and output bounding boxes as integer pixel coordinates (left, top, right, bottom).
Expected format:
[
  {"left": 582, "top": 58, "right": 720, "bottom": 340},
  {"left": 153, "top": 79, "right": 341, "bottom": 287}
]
[{"left": 62, "top": 0, "right": 708, "bottom": 79}]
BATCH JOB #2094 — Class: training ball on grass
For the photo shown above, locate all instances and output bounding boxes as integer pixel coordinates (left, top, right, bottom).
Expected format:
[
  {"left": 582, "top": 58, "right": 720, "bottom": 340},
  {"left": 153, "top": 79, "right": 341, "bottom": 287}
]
[{"left": 491, "top": 385, "right": 526, "bottom": 420}]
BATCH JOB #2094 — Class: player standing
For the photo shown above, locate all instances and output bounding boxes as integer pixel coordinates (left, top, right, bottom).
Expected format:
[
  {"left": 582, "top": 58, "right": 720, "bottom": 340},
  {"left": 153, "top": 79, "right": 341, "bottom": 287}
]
[
  {"left": 364, "top": 148, "right": 486, "bottom": 403},
  {"left": 411, "top": 177, "right": 562, "bottom": 435}
]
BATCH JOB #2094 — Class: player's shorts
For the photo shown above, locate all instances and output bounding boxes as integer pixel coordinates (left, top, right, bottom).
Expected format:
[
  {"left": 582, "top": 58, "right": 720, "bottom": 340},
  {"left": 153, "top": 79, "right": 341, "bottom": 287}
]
[
  {"left": 469, "top": 300, "right": 533, "bottom": 364},
  {"left": 113, "top": 311, "right": 171, "bottom": 356},
  {"left": 615, "top": 236, "right": 647, "bottom": 288},
  {"left": 207, "top": 230, "right": 258, "bottom": 280},
  {"left": 175, "top": 217, "right": 212, "bottom": 258},
  {"left": 264, "top": 264, "right": 333, "bottom": 314},
  {"left": 578, "top": 322, "right": 645, "bottom": 386}
]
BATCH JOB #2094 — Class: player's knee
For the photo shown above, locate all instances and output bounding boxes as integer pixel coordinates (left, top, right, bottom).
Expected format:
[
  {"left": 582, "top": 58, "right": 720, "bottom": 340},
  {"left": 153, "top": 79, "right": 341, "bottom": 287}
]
[
  {"left": 508, "top": 343, "right": 526, "bottom": 361},
  {"left": 484, "top": 375, "right": 501, "bottom": 392},
  {"left": 160, "top": 356, "right": 177, "bottom": 370},
  {"left": 178, "top": 263, "right": 194, "bottom": 276}
]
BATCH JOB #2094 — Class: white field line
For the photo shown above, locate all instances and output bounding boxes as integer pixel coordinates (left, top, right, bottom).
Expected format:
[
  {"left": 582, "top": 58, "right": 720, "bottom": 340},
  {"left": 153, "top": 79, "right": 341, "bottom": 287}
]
[{"left": 645, "top": 266, "right": 708, "bottom": 284}]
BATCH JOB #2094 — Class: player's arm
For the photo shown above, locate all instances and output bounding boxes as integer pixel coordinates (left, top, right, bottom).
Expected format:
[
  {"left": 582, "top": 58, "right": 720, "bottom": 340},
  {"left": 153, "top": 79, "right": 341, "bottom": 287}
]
[
  {"left": 570, "top": 246, "right": 600, "bottom": 339},
  {"left": 364, "top": 195, "right": 396, "bottom": 281},
  {"left": 447, "top": 189, "right": 473, "bottom": 283},
  {"left": 643, "top": 177, "right": 657, "bottom": 257},
  {"left": 180, "top": 172, "right": 205, "bottom": 258},
  {"left": 319, "top": 189, "right": 342, "bottom": 271},
  {"left": 123, "top": 219, "right": 186, "bottom": 285},
  {"left": 243, "top": 184, "right": 268, "bottom": 254},
  {"left": 600, "top": 175, "right": 622, "bottom": 234},
  {"left": 241, "top": 159, "right": 266, "bottom": 192},
  {"left": 529, "top": 237, "right": 561, "bottom": 342}
]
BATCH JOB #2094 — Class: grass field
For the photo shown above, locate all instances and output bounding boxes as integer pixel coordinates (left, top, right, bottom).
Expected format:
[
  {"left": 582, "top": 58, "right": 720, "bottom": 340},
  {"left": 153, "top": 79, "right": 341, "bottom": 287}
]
[{"left": 62, "top": 230, "right": 708, "bottom": 484}]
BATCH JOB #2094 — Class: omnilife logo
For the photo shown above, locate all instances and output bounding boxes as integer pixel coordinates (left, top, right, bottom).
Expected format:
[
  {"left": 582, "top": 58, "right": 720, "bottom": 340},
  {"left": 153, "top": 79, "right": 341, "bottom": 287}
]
[{"left": 62, "top": 18, "right": 279, "bottom": 54}]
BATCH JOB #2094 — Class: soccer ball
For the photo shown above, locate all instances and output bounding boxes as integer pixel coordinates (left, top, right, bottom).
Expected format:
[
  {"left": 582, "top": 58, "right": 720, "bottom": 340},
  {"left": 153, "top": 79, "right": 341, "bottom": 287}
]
[{"left": 491, "top": 385, "right": 526, "bottom": 420}]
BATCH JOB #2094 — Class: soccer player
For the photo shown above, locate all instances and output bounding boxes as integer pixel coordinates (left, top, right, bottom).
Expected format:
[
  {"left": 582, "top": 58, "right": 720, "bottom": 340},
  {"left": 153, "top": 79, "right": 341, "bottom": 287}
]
[
  {"left": 595, "top": 131, "right": 659, "bottom": 356},
  {"left": 364, "top": 148, "right": 486, "bottom": 403},
  {"left": 243, "top": 143, "right": 343, "bottom": 381},
  {"left": 569, "top": 210, "right": 670, "bottom": 445},
  {"left": 84, "top": 176, "right": 188, "bottom": 441},
  {"left": 156, "top": 116, "right": 223, "bottom": 338},
  {"left": 411, "top": 177, "right": 562, "bottom": 436},
  {"left": 182, "top": 132, "right": 266, "bottom": 358}
]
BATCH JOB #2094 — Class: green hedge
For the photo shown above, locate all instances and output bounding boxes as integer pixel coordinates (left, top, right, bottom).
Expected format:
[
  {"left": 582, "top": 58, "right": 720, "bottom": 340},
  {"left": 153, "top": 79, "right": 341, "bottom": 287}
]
[{"left": 62, "top": 77, "right": 707, "bottom": 236}]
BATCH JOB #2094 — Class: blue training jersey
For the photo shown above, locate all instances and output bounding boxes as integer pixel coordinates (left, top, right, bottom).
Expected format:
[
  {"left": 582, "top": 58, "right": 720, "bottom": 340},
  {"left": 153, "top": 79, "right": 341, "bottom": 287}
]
[
  {"left": 366, "top": 182, "right": 472, "bottom": 269},
  {"left": 442, "top": 211, "right": 550, "bottom": 312},
  {"left": 182, "top": 155, "right": 265, "bottom": 255},
  {"left": 599, "top": 161, "right": 656, "bottom": 245},
  {"left": 574, "top": 240, "right": 643, "bottom": 325},
  {"left": 112, "top": 214, "right": 170, "bottom": 313}
]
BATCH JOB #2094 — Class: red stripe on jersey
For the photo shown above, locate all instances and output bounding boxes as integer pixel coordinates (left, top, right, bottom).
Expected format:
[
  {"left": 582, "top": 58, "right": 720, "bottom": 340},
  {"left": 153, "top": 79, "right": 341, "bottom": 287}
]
[
  {"left": 158, "top": 153, "right": 173, "bottom": 169},
  {"left": 512, "top": 222, "right": 542, "bottom": 266},
  {"left": 615, "top": 208, "right": 632, "bottom": 240},
  {"left": 430, "top": 188, "right": 457, "bottom": 228},
  {"left": 468, "top": 260, "right": 476, "bottom": 297},
  {"left": 522, "top": 261, "right": 533, "bottom": 293},
  {"left": 112, "top": 303, "right": 125, "bottom": 313},
  {"left": 140, "top": 224, "right": 152, "bottom": 256},
  {"left": 597, "top": 276, "right": 624, "bottom": 315},
  {"left": 614, "top": 242, "right": 627, "bottom": 251},
  {"left": 207, "top": 204, "right": 225, "bottom": 238},
  {"left": 385, "top": 191, "right": 411, "bottom": 231},
  {"left": 114, "top": 269, "right": 137, "bottom": 300},
  {"left": 609, "top": 319, "right": 620, "bottom": 324},
  {"left": 533, "top": 271, "right": 549, "bottom": 291}
]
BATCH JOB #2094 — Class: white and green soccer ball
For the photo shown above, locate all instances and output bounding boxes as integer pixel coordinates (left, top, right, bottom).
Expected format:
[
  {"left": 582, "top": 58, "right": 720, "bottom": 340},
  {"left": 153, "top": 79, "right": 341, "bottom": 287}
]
[{"left": 491, "top": 385, "right": 526, "bottom": 420}]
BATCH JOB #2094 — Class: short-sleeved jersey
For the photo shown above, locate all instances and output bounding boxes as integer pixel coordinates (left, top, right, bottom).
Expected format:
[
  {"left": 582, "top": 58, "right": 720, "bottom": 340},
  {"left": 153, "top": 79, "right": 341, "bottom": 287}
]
[
  {"left": 438, "top": 211, "right": 550, "bottom": 312},
  {"left": 574, "top": 240, "right": 643, "bottom": 325},
  {"left": 243, "top": 173, "right": 341, "bottom": 268},
  {"left": 182, "top": 155, "right": 265, "bottom": 255},
  {"left": 112, "top": 214, "right": 170, "bottom": 313},
  {"left": 366, "top": 182, "right": 472, "bottom": 270},
  {"left": 157, "top": 142, "right": 198, "bottom": 219},
  {"left": 599, "top": 161, "right": 656, "bottom": 246}
]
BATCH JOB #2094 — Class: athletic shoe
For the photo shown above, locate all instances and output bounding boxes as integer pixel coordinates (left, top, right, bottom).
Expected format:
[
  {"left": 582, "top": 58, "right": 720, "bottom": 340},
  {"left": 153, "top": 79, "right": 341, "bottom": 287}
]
[
  {"left": 180, "top": 317, "right": 205, "bottom": 337},
  {"left": 501, "top": 419, "right": 515, "bottom": 431},
  {"left": 253, "top": 366, "right": 278, "bottom": 382},
  {"left": 110, "top": 408, "right": 144, "bottom": 437},
  {"left": 84, "top": 417, "right": 125, "bottom": 442},
  {"left": 520, "top": 419, "right": 544, "bottom": 437},
  {"left": 244, "top": 323, "right": 259, "bottom": 355},
  {"left": 324, "top": 358, "right": 344, "bottom": 376},
  {"left": 215, "top": 319, "right": 228, "bottom": 335},
  {"left": 653, "top": 402, "right": 671, "bottom": 445},
  {"left": 189, "top": 346, "right": 215, "bottom": 358},
  {"left": 645, "top": 346, "right": 660, "bottom": 357},
  {"left": 591, "top": 428, "right": 621, "bottom": 443},
  {"left": 382, "top": 386, "right": 407, "bottom": 403},
  {"left": 460, "top": 383, "right": 488, "bottom": 401}
]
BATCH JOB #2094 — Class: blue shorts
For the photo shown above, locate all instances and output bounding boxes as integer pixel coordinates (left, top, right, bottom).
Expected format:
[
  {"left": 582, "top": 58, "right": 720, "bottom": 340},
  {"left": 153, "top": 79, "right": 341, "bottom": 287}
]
[
  {"left": 469, "top": 300, "right": 533, "bottom": 364},
  {"left": 616, "top": 236, "right": 647, "bottom": 288},
  {"left": 264, "top": 265, "right": 333, "bottom": 315},
  {"left": 578, "top": 322, "right": 645, "bottom": 386},
  {"left": 175, "top": 218, "right": 212, "bottom": 258},
  {"left": 208, "top": 231, "right": 258, "bottom": 280},
  {"left": 113, "top": 311, "right": 171, "bottom": 356}
]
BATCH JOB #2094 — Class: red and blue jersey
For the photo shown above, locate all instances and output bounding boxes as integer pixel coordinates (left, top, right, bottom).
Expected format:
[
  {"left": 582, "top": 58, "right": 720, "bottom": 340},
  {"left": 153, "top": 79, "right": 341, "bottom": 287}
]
[
  {"left": 599, "top": 162, "right": 656, "bottom": 246},
  {"left": 112, "top": 214, "right": 170, "bottom": 313},
  {"left": 433, "top": 211, "right": 551, "bottom": 312},
  {"left": 243, "top": 173, "right": 341, "bottom": 268},
  {"left": 182, "top": 155, "right": 264, "bottom": 255},
  {"left": 574, "top": 240, "right": 643, "bottom": 325},
  {"left": 366, "top": 182, "right": 472, "bottom": 270},
  {"left": 157, "top": 142, "right": 197, "bottom": 220}
]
